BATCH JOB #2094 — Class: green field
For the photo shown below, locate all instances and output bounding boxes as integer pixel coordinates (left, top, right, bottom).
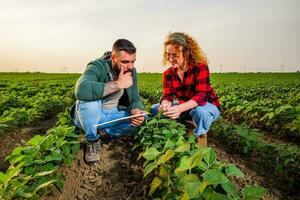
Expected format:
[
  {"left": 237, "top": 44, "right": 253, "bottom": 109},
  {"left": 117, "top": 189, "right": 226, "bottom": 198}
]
[{"left": 0, "top": 72, "right": 299, "bottom": 199}]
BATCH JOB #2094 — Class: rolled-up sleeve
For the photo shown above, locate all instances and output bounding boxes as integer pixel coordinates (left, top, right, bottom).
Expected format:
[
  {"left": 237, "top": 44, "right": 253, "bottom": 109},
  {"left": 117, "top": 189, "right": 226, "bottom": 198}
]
[
  {"left": 161, "top": 70, "right": 174, "bottom": 102},
  {"left": 191, "top": 64, "right": 211, "bottom": 106}
]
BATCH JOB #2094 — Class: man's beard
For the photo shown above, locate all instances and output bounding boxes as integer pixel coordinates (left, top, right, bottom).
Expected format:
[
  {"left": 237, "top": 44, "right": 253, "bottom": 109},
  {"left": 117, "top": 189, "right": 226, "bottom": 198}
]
[{"left": 112, "top": 63, "right": 120, "bottom": 74}]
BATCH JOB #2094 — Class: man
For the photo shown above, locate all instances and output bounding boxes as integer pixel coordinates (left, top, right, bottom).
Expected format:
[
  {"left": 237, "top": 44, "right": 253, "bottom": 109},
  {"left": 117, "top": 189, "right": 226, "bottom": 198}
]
[{"left": 71, "top": 39, "right": 146, "bottom": 163}]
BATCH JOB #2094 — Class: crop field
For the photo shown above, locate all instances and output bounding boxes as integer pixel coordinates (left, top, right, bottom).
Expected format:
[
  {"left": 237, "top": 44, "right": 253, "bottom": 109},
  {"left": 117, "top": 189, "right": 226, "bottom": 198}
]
[{"left": 0, "top": 72, "right": 299, "bottom": 200}]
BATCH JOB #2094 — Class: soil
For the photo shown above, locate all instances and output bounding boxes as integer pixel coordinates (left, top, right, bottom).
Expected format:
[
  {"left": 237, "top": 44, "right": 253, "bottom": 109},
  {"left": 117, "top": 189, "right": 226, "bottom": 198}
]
[
  {"left": 0, "top": 116, "right": 57, "bottom": 172},
  {"left": 2, "top": 119, "right": 297, "bottom": 200},
  {"left": 43, "top": 133, "right": 298, "bottom": 200},
  {"left": 209, "top": 136, "right": 287, "bottom": 200},
  {"left": 44, "top": 137, "right": 150, "bottom": 200}
]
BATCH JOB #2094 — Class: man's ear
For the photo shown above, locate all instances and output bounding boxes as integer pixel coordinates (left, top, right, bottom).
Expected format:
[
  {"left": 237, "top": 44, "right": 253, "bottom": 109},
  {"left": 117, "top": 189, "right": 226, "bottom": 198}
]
[{"left": 111, "top": 53, "right": 116, "bottom": 62}]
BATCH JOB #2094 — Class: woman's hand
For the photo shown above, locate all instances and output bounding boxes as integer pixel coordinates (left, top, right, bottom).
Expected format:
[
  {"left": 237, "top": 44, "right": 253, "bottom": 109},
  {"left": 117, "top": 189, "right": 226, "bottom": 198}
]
[
  {"left": 158, "top": 100, "right": 172, "bottom": 112},
  {"left": 163, "top": 105, "right": 182, "bottom": 119}
]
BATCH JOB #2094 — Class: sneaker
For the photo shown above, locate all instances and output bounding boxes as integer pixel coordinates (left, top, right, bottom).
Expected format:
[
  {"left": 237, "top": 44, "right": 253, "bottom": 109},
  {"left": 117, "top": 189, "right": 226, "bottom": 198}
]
[
  {"left": 85, "top": 140, "right": 101, "bottom": 163},
  {"left": 197, "top": 134, "right": 207, "bottom": 147}
]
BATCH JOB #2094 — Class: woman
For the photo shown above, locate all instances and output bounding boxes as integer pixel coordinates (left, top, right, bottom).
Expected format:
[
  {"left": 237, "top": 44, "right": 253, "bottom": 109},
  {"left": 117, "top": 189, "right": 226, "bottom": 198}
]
[{"left": 151, "top": 32, "right": 221, "bottom": 147}]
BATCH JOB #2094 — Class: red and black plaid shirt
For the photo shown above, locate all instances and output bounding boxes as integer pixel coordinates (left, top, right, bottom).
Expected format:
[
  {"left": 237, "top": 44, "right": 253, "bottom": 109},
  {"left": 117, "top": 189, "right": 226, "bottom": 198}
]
[{"left": 161, "top": 63, "right": 221, "bottom": 111}]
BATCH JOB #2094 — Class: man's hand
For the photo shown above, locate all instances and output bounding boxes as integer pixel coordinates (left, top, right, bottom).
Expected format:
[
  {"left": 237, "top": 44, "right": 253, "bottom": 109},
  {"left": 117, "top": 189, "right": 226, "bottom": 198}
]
[
  {"left": 130, "top": 108, "right": 146, "bottom": 126},
  {"left": 163, "top": 105, "right": 182, "bottom": 119},
  {"left": 158, "top": 100, "right": 172, "bottom": 112},
  {"left": 115, "top": 67, "right": 133, "bottom": 89}
]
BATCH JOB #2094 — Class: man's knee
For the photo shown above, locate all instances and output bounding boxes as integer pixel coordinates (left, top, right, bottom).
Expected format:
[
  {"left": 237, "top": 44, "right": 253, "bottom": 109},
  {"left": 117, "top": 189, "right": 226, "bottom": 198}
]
[{"left": 76, "top": 100, "right": 101, "bottom": 114}]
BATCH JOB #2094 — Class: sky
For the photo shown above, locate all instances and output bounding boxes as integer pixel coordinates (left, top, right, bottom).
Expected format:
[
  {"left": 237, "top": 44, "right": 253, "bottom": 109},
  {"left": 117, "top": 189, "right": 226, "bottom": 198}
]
[{"left": 0, "top": 0, "right": 299, "bottom": 73}]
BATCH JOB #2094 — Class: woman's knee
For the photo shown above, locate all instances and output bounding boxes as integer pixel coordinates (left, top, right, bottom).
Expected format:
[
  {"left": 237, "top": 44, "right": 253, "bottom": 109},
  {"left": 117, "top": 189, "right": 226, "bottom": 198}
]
[{"left": 191, "top": 106, "right": 209, "bottom": 119}]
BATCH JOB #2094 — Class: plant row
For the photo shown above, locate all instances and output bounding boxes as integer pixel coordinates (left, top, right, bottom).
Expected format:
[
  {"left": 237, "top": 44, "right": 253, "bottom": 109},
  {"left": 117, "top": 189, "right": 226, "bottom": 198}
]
[
  {"left": 0, "top": 109, "right": 81, "bottom": 200},
  {"left": 133, "top": 115, "right": 266, "bottom": 199},
  {"left": 210, "top": 120, "right": 300, "bottom": 194}
]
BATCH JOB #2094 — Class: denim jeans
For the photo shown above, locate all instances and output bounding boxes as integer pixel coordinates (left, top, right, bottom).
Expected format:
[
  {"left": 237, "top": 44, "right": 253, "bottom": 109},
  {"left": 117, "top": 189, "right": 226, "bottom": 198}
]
[
  {"left": 150, "top": 102, "right": 220, "bottom": 136},
  {"left": 73, "top": 100, "right": 138, "bottom": 141}
]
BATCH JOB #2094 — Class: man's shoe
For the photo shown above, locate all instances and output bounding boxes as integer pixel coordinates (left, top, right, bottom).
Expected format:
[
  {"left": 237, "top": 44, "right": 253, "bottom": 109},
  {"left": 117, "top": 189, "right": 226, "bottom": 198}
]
[
  {"left": 85, "top": 140, "right": 101, "bottom": 163},
  {"left": 197, "top": 134, "right": 207, "bottom": 147}
]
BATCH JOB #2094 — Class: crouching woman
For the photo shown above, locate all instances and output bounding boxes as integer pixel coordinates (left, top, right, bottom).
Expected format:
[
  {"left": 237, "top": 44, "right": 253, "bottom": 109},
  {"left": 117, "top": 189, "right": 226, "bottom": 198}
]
[{"left": 151, "top": 32, "right": 221, "bottom": 147}]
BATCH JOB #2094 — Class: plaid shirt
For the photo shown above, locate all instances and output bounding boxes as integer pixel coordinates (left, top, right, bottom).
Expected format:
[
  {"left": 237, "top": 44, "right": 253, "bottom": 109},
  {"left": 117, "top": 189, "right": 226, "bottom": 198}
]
[{"left": 161, "top": 63, "right": 221, "bottom": 111}]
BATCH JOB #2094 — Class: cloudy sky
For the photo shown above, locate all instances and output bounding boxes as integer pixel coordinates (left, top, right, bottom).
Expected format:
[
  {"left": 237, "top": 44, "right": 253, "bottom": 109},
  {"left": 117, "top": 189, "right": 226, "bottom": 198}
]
[{"left": 0, "top": 0, "right": 299, "bottom": 73}]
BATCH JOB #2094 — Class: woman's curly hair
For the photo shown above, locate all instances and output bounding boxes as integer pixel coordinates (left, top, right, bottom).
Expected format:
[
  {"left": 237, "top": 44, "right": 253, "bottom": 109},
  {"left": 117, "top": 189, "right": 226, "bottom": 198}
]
[{"left": 163, "top": 32, "right": 208, "bottom": 67}]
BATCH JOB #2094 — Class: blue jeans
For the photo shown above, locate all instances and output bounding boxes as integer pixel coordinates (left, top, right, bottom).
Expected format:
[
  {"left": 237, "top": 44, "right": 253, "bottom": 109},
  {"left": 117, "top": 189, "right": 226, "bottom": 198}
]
[
  {"left": 150, "top": 102, "right": 220, "bottom": 136},
  {"left": 73, "top": 100, "right": 138, "bottom": 141}
]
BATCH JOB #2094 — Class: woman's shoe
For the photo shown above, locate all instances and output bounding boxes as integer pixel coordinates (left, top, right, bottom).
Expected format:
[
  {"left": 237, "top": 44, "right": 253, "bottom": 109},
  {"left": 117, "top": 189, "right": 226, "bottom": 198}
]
[{"left": 197, "top": 134, "right": 207, "bottom": 147}]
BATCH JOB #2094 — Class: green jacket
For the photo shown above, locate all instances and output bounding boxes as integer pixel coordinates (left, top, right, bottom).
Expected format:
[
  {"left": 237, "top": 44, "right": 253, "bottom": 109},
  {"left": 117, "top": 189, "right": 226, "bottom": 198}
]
[{"left": 70, "top": 54, "right": 144, "bottom": 119}]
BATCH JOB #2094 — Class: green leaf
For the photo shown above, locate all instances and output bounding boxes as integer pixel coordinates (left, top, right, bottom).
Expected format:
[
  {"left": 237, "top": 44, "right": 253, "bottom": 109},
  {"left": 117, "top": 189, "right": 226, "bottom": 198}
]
[
  {"left": 203, "top": 148, "right": 217, "bottom": 168},
  {"left": 175, "top": 143, "right": 190, "bottom": 153},
  {"left": 206, "top": 193, "right": 230, "bottom": 200},
  {"left": 157, "top": 149, "right": 175, "bottom": 165},
  {"left": 65, "top": 133, "right": 80, "bottom": 138},
  {"left": 177, "top": 174, "right": 201, "bottom": 199},
  {"left": 8, "top": 155, "right": 27, "bottom": 164},
  {"left": 176, "top": 136, "right": 185, "bottom": 146},
  {"left": 144, "top": 162, "right": 157, "bottom": 177},
  {"left": 44, "top": 152, "right": 64, "bottom": 162},
  {"left": 203, "top": 169, "right": 229, "bottom": 185},
  {"left": 188, "top": 135, "right": 196, "bottom": 144},
  {"left": 181, "top": 192, "right": 190, "bottom": 200},
  {"left": 222, "top": 182, "right": 240, "bottom": 198},
  {"left": 162, "top": 129, "right": 171, "bottom": 135},
  {"left": 171, "top": 129, "right": 178, "bottom": 134},
  {"left": 142, "top": 147, "right": 161, "bottom": 160},
  {"left": 164, "top": 139, "right": 175, "bottom": 150},
  {"left": 33, "top": 179, "right": 57, "bottom": 193},
  {"left": 11, "top": 146, "right": 24, "bottom": 156},
  {"left": 38, "top": 162, "right": 58, "bottom": 172},
  {"left": 225, "top": 164, "right": 245, "bottom": 178},
  {"left": 157, "top": 119, "right": 171, "bottom": 124},
  {"left": 15, "top": 190, "right": 34, "bottom": 198},
  {"left": 190, "top": 148, "right": 208, "bottom": 169},
  {"left": 137, "top": 152, "right": 143, "bottom": 161},
  {"left": 34, "top": 170, "right": 56, "bottom": 177},
  {"left": 6, "top": 164, "right": 22, "bottom": 183},
  {"left": 26, "top": 135, "right": 43, "bottom": 146},
  {"left": 22, "top": 146, "right": 40, "bottom": 155},
  {"left": 176, "top": 156, "right": 192, "bottom": 172},
  {"left": 159, "top": 165, "right": 171, "bottom": 181},
  {"left": 61, "top": 144, "right": 71, "bottom": 155},
  {"left": 149, "top": 176, "right": 163, "bottom": 196},
  {"left": 243, "top": 186, "right": 267, "bottom": 200},
  {"left": 70, "top": 143, "right": 80, "bottom": 153},
  {"left": 147, "top": 118, "right": 157, "bottom": 125},
  {"left": 198, "top": 181, "right": 208, "bottom": 194},
  {"left": 0, "top": 172, "right": 6, "bottom": 184}
]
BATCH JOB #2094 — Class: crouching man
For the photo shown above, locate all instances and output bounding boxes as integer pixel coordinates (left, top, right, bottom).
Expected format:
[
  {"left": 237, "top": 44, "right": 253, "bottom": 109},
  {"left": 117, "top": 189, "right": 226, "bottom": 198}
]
[{"left": 71, "top": 39, "right": 146, "bottom": 163}]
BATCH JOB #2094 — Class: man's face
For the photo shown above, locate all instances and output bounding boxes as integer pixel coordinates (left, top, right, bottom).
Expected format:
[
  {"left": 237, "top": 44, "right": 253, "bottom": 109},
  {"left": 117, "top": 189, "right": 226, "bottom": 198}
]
[{"left": 111, "top": 50, "right": 136, "bottom": 73}]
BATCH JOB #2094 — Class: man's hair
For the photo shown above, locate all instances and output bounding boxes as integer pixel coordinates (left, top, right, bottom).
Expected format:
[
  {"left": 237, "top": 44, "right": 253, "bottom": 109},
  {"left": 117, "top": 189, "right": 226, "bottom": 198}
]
[{"left": 112, "top": 39, "right": 136, "bottom": 54}]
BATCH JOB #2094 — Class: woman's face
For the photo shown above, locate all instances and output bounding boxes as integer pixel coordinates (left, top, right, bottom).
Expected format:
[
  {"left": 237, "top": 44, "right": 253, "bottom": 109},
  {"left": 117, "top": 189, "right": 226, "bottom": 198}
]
[{"left": 166, "top": 44, "right": 185, "bottom": 68}]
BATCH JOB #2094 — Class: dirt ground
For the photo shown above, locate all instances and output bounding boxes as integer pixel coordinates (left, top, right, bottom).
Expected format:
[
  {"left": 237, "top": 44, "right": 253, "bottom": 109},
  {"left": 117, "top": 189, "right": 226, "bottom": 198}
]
[
  {"left": 209, "top": 137, "right": 283, "bottom": 200},
  {"left": 43, "top": 134, "right": 296, "bottom": 200},
  {"left": 1, "top": 122, "right": 297, "bottom": 200},
  {"left": 0, "top": 117, "right": 57, "bottom": 172},
  {"left": 209, "top": 135, "right": 299, "bottom": 200},
  {"left": 44, "top": 137, "right": 150, "bottom": 200}
]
